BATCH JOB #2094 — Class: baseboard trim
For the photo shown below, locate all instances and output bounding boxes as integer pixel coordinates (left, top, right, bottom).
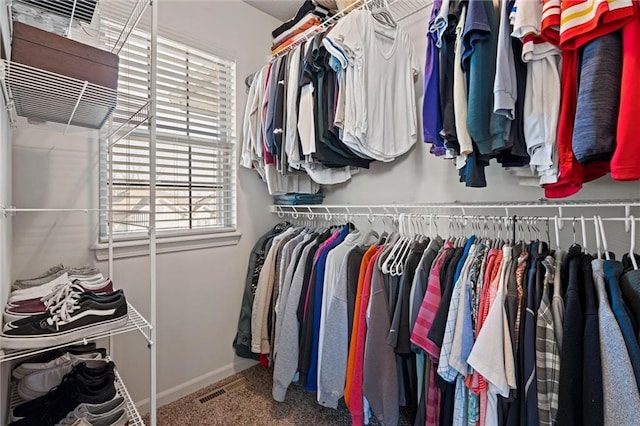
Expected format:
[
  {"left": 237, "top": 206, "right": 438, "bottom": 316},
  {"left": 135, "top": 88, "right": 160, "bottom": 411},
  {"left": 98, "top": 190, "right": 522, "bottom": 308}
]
[{"left": 135, "top": 358, "right": 258, "bottom": 415}]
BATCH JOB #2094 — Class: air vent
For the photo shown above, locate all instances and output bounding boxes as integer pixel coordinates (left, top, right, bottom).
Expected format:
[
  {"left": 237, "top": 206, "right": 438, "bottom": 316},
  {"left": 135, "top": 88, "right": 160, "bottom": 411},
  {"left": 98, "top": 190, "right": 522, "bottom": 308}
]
[
  {"left": 198, "top": 388, "right": 226, "bottom": 404},
  {"left": 197, "top": 377, "right": 248, "bottom": 405}
]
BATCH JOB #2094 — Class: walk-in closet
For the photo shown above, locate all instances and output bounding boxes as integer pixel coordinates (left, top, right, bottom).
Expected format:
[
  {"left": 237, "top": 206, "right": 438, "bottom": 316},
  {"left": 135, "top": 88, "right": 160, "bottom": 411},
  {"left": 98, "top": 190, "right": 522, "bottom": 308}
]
[{"left": 0, "top": 0, "right": 639, "bottom": 425}]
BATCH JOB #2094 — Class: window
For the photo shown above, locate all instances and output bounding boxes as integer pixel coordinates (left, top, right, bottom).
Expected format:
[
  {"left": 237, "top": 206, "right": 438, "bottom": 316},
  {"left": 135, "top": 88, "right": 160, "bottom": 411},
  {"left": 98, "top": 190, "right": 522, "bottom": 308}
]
[{"left": 99, "top": 19, "right": 237, "bottom": 241}]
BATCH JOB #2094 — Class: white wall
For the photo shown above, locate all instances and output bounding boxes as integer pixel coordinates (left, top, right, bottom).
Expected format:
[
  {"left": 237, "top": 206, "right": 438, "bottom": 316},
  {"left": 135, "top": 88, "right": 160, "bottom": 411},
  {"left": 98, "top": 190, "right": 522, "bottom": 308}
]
[{"left": 10, "top": 0, "right": 280, "bottom": 411}]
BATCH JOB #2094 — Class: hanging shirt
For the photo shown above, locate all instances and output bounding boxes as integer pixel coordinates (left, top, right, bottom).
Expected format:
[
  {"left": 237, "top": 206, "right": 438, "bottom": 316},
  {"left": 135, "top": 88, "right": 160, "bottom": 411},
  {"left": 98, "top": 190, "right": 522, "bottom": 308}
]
[
  {"left": 536, "top": 256, "right": 560, "bottom": 426},
  {"left": 468, "top": 245, "right": 516, "bottom": 426},
  {"left": 348, "top": 246, "right": 385, "bottom": 426},
  {"left": 611, "top": 10, "right": 640, "bottom": 181},
  {"left": 543, "top": 0, "right": 634, "bottom": 198},
  {"left": 462, "top": 0, "right": 506, "bottom": 155},
  {"left": 317, "top": 231, "right": 362, "bottom": 408},
  {"left": 423, "top": 0, "right": 445, "bottom": 154},
  {"left": 344, "top": 245, "right": 377, "bottom": 409},
  {"left": 325, "top": 10, "right": 420, "bottom": 162},
  {"left": 592, "top": 259, "right": 640, "bottom": 425}
]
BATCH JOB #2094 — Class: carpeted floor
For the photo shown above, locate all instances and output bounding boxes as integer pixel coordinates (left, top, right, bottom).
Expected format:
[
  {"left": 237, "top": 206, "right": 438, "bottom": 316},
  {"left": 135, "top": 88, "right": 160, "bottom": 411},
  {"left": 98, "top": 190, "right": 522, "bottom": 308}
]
[{"left": 145, "top": 365, "right": 413, "bottom": 425}]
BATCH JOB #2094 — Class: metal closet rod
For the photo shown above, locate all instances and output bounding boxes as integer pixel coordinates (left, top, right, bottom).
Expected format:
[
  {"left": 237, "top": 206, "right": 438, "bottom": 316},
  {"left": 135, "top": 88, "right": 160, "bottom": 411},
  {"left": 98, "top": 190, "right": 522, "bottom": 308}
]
[{"left": 271, "top": 199, "right": 640, "bottom": 231}]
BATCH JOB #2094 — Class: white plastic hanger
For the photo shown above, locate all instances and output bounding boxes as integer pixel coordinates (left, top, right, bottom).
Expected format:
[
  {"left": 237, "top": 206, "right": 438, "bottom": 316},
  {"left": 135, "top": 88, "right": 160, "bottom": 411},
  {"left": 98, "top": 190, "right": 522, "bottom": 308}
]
[
  {"left": 594, "top": 215, "right": 602, "bottom": 259},
  {"left": 597, "top": 216, "right": 611, "bottom": 260},
  {"left": 580, "top": 216, "right": 588, "bottom": 253},
  {"left": 630, "top": 216, "right": 638, "bottom": 270},
  {"left": 554, "top": 216, "right": 561, "bottom": 251},
  {"left": 382, "top": 213, "right": 407, "bottom": 274}
]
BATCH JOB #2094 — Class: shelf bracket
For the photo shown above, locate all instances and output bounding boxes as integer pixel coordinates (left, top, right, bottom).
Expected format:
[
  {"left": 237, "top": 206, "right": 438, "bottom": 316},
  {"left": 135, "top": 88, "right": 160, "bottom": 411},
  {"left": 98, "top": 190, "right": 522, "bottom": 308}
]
[{"left": 64, "top": 80, "right": 89, "bottom": 134}]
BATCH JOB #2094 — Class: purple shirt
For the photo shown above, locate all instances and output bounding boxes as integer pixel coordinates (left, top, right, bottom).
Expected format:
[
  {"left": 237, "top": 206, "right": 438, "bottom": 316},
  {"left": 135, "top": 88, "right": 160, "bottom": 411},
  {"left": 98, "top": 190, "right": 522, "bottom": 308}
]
[{"left": 423, "top": 0, "right": 445, "bottom": 155}]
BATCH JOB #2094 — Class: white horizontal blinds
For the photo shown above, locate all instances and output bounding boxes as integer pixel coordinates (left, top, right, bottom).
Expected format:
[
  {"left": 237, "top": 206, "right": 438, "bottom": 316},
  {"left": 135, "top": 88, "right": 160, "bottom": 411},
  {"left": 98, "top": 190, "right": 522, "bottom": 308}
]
[{"left": 100, "top": 16, "right": 236, "bottom": 237}]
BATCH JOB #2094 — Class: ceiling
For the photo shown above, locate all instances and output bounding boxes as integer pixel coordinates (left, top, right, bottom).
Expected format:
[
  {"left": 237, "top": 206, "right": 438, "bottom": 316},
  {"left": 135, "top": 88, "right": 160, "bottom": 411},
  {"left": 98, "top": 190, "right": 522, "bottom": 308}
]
[{"left": 242, "top": 0, "right": 303, "bottom": 22}]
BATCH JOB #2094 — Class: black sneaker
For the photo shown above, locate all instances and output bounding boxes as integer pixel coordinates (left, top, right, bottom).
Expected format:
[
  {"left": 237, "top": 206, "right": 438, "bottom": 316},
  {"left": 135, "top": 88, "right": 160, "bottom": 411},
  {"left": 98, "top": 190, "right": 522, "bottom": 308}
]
[
  {"left": 5, "top": 290, "right": 125, "bottom": 330},
  {"left": 1, "top": 293, "right": 128, "bottom": 350},
  {"left": 11, "top": 366, "right": 116, "bottom": 425}
]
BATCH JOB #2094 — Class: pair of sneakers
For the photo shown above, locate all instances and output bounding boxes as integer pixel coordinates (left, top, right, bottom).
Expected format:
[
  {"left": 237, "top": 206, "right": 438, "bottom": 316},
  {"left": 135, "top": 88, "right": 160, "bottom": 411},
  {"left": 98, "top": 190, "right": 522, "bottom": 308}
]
[
  {"left": 14, "top": 349, "right": 107, "bottom": 401},
  {"left": 12, "top": 265, "right": 100, "bottom": 290},
  {"left": 1, "top": 290, "right": 128, "bottom": 350},
  {"left": 59, "top": 397, "right": 129, "bottom": 426},
  {"left": 4, "top": 278, "right": 114, "bottom": 324},
  {"left": 10, "top": 361, "right": 118, "bottom": 425}
]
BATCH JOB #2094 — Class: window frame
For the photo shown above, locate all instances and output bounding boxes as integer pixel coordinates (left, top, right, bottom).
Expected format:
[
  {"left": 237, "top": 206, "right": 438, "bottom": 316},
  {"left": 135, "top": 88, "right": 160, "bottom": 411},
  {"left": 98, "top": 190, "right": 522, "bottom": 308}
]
[{"left": 97, "top": 19, "right": 238, "bottom": 247}]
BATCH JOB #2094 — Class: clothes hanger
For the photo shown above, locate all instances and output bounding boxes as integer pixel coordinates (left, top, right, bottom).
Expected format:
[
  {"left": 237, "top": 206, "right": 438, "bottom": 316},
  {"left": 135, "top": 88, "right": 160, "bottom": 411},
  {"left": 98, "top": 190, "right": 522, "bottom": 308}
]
[
  {"left": 369, "top": 0, "right": 397, "bottom": 28},
  {"left": 594, "top": 215, "right": 602, "bottom": 260},
  {"left": 554, "top": 216, "right": 561, "bottom": 251},
  {"left": 361, "top": 214, "right": 380, "bottom": 245},
  {"left": 382, "top": 213, "right": 406, "bottom": 274},
  {"left": 580, "top": 216, "right": 588, "bottom": 254},
  {"left": 393, "top": 214, "right": 417, "bottom": 276},
  {"left": 597, "top": 216, "right": 611, "bottom": 260},
  {"left": 630, "top": 215, "right": 639, "bottom": 270}
]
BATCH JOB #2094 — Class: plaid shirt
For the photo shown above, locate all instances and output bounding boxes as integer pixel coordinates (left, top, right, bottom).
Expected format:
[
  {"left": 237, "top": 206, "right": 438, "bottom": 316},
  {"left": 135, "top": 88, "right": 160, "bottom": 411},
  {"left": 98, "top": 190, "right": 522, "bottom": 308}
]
[{"left": 536, "top": 256, "right": 560, "bottom": 426}]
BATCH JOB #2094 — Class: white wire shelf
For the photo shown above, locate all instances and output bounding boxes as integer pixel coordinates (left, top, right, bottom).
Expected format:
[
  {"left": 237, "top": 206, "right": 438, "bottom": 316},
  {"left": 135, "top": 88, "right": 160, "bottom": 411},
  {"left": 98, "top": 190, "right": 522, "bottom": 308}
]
[
  {"left": 8, "top": 356, "right": 145, "bottom": 426},
  {"left": 388, "top": 0, "right": 433, "bottom": 21},
  {"left": 111, "top": 356, "right": 146, "bottom": 426},
  {"left": 270, "top": 0, "right": 431, "bottom": 60},
  {"left": 10, "top": 0, "right": 151, "bottom": 54},
  {"left": 0, "top": 59, "right": 117, "bottom": 130},
  {"left": 0, "top": 302, "right": 151, "bottom": 363},
  {"left": 107, "top": 100, "right": 151, "bottom": 146}
]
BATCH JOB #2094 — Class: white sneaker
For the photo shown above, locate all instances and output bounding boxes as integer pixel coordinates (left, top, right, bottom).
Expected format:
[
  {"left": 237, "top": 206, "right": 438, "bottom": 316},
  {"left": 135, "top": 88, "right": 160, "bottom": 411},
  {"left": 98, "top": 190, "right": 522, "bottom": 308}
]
[
  {"left": 17, "top": 359, "right": 108, "bottom": 401},
  {"left": 13, "top": 351, "right": 104, "bottom": 380},
  {"left": 8, "top": 273, "right": 70, "bottom": 304},
  {"left": 57, "top": 397, "right": 125, "bottom": 425}
]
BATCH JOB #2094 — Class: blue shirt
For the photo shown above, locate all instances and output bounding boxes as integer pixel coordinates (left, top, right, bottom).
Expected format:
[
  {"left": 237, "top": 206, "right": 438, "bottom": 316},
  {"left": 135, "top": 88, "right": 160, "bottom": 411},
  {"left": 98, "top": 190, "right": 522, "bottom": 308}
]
[{"left": 304, "top": 225, "right": 349, "bottom": 391}]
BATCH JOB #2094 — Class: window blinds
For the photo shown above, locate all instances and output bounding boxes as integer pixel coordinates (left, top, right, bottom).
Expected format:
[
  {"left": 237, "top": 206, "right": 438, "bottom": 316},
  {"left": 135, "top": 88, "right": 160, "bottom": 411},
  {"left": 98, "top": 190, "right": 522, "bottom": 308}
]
[{"left": 100, "top": 18, "right": 237, "bottom": 238}]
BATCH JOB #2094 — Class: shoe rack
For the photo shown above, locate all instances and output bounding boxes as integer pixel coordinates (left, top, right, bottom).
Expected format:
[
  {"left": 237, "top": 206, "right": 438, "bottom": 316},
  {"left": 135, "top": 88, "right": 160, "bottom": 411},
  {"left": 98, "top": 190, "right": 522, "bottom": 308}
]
[{"left": 0, "top": 0, "right": 158, "bottom": 424}]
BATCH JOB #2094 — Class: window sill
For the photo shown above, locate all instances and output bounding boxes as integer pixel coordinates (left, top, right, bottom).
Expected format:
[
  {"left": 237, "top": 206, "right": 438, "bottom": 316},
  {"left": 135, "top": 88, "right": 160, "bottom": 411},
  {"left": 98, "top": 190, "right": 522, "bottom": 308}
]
[{"left": 91, "top": 231, "right": 242, "bottom": 260}]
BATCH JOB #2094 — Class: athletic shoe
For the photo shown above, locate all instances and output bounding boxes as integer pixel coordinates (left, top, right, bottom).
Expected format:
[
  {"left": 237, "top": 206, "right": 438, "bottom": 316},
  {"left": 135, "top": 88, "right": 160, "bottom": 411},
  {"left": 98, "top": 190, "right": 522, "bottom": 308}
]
[
  {"left": 8, "top": 273, "right": 71, "bottom": 304},
  {"left": 86, "top": 408, "right": 128, "bottom": 426},
  {"left": 4, "top": 291, "right": 125, "bottom": 331},
  {"left": 13, "top": 350, "right": 105, "bottom": 380},
  {"left": 1, "top": 292, "right": 128, "bottom": 350},
  {"left": 8, "top": 274, "right": 105, "bottom": 305},
  {"left": 11, "top": 363, "right": 116, "bottom": 423},
  {"left": 18, "top": 360, "right": 112, "bottom": 401},
  {"left": 57, "top": 397, "right": 125, "bottom": 425},
  {"left": 12, "top": 265, "right": 65, "bottom": 289},
  {"left": 13, "top": 343, "right": 100, "bottom": 367},
  {"left": 4, "top": 281, "right": 114, "bottom": 323}
]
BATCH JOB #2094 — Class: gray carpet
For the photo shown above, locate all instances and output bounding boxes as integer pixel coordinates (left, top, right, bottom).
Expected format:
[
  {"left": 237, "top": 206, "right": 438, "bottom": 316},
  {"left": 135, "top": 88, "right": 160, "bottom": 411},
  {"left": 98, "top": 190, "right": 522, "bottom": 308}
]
[{"left": 145, "top": 365, "right": 413, "bottom": 425}]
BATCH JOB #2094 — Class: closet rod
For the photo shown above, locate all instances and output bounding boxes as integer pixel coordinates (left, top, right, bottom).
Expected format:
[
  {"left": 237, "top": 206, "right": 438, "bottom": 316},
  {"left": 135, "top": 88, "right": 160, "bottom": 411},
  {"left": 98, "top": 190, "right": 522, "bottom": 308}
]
[
  {"left": 271, "top": 200, "right": 640, "bottom": 231},
  {"left": 271, "top": 199, "right": 640, "bottom": 212},
  {"left": 275, "top": 211, "right": 640, "bottom": 223}
]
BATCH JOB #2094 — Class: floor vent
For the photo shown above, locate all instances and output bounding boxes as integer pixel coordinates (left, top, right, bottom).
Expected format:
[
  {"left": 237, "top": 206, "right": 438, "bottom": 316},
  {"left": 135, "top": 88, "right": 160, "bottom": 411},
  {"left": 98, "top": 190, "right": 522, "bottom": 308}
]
[{"left": 197, "top": 377, "right": 248, "bottom": 405}]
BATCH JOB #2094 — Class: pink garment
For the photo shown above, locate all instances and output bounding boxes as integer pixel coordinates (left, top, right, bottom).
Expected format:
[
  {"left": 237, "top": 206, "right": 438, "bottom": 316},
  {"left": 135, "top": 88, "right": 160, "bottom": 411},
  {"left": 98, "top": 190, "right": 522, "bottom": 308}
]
[
  {"left": 410, "top": 242, "right": 454, "bottom": 359},
  {"left": 303, "top": 230, "right": 341, "bottom": 318},
  {"left": 426, "top": 362, "right": 441, "bottom": 426},
  {"left": 349, "top": 247, "right": 384, "bottom": 426},
  {"left": 476, "top": 248, "right": 503, "bottom": 426}
]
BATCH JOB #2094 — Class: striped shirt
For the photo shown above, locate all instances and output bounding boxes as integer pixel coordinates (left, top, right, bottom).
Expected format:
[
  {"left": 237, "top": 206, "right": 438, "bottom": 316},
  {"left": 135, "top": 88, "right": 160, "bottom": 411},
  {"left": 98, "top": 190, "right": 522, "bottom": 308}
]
[
  {"left": 559, "top": 0, "right": 635, "bottom": 49},
  {"left": 536, "top": 256, "right": 561, "bottom": 426},
  {"left": 411, "top": 242, "right": 454, "bottom": 358}
]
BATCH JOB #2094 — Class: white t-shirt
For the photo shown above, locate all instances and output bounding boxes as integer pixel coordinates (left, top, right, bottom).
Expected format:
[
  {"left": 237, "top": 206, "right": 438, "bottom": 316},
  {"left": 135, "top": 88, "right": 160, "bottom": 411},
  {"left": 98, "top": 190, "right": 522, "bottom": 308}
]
[{"left": 325, "top": 10, "right": 420, "bottom": 162}]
